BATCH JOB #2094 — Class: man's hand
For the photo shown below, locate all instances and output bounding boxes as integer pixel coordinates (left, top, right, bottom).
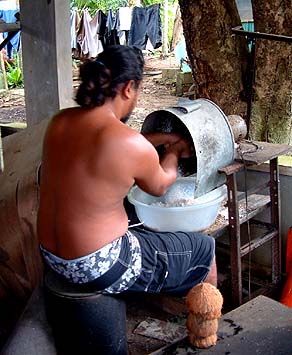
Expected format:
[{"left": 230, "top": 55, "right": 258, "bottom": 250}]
[
  {"left": 166, "top": 138, "right": 194, "bottom": 158},
  {"left": 142, "top": 132, "right": 185, "bottom": 147}
]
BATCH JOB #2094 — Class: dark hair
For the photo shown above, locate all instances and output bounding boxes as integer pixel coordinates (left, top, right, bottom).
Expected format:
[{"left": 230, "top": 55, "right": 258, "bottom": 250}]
[{"left": 76, "top": 45, "right": 145, "bottom": 108}]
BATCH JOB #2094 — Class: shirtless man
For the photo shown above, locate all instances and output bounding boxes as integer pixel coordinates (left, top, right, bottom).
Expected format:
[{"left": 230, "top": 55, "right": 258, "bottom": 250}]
[{"left": 38, "top": 45, "right": 216, "bottom": 296}]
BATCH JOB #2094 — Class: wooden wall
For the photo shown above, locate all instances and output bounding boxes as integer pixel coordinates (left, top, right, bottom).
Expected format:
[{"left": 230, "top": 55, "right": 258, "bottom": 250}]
[{"left": 0, "top": 119, "right": 48, "bottom": 348}]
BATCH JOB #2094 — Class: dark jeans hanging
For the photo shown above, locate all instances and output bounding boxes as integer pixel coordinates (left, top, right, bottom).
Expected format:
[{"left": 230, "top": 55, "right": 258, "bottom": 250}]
[
  {"left": 105, "top": 9, "right": 120, "bottom": 46},
  {"left": 97, "top": 10, "right": 107, "bottom": 48},
  {"left": 128, "top": 4, "right": 162, "bottom": 50}
]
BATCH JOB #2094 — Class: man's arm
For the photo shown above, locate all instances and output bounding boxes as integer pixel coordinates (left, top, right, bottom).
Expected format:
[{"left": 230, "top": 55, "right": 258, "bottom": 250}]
[{"left": 133, "top": 135, "right": 192, "bottom": 197}]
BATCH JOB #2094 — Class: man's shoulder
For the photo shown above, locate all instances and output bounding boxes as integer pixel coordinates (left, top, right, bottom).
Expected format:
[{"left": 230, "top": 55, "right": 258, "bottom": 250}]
[
  {"left": 104, "top": 123, "right": 154, "bottom": 154},
  {"left": 49, "top": 107, "right": 80, "bottom": 125}
]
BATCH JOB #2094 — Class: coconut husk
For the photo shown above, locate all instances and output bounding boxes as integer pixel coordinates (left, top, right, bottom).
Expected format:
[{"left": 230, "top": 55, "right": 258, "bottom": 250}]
[
  {"left": 186, "top": 315, "right": 218, "bottom": 337},
  {"left": 189, "top": 333, "right": 217, "bottom": 348},
  {"left": 186, "top": 282, "right": 223, "bottom": 318}
]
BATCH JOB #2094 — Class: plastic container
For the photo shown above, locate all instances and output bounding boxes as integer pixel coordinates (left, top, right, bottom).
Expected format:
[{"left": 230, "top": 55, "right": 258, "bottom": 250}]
[{"left": 128, "top": 177, "right": 226, "bottom": 232}]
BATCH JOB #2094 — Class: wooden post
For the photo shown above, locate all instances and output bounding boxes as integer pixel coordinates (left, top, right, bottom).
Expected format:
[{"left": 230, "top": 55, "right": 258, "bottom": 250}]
[
  {"left": 0, "top": 50, "right": 8, "bottom": 91},
  {"left": 19, "top": 0, "right": 73, "bottom": 125}
]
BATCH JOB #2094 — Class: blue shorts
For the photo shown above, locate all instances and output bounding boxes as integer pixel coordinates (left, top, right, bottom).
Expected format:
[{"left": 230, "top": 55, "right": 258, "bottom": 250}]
[
  {"left": 41, "top": 226, "right": 214, "bottom": 296},
  {"left": 127, "top": 227, "right": 215, "bottom": 297}
]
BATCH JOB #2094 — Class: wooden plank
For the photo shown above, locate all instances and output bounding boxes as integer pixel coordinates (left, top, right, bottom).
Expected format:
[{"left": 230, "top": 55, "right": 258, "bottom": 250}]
[
  {"left": 0, "top": 22, "right": 20, "bottom": 33},
  {"left": 205, "top": 194, "right": 271, "bottom": 237},
  {"left": 0, "top": 119, "right": 48, "bottom": 348},
  {"left": 150, "top": 296, "right": 292, "bottom": 355},
  {"left": 218, "top": 161, "right": 244, "bottom": 175},
  {"left": 235, "top": 140, "right": 292, "bottom": 165},
  {"left": 240, "top": 229, "right": 278, "bottom": 256}
]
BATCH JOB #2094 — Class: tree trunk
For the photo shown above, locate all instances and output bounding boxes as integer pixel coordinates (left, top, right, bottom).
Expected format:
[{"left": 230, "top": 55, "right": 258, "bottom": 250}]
[
  {"left": 179, "top": 0, "right": 249, "bottom": 117},
  {"left": 250, "top": 0, "right": 292, "bottom": 144}
]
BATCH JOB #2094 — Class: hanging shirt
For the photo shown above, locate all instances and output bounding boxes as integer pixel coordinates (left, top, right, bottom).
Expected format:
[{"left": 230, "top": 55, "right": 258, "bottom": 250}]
[
  {"left": 117, "top": 7, "right": 132, "bottom": 31},
  {"left": 70, "top": 8, "right": 81, "bottom": 50},
  {"left": 96, "top": 10, "right": 107, "bottom": 48},
  {"left": 79, "top": 9, "right": 103, "bottom": 58},
  {"left": 114, "top": 7, "right": 131, "bottom": 45},
  {"left": 105, "top": 9, "right": 119, "bottom": 46},
  {"left": 0, "top": 9, "right": 20, "bottom": 58}
]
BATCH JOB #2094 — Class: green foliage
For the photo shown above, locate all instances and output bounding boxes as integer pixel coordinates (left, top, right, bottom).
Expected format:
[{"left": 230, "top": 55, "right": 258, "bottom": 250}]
[
  {"left": 71, "top": 0, "right": 127, "bottom": 14},
  {"left": 142, "top": 0, "right": 177, "bottom": 6},
  {"left": 141, "top": 0, "right": 160, "bottom": 6},
  {"left": 6, "top": 62, "right": 23, "bottom": 89}
]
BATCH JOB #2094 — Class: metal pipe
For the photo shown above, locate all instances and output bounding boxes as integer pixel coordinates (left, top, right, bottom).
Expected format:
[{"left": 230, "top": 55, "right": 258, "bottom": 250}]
[{"left": 232, "top": 26, "right": 292, "bottom": 43}]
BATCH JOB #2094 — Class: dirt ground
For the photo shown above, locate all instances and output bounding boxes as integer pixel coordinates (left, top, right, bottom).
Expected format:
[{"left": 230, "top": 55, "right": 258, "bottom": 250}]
[{"left": 0, "top": 54, "right": 180, "bottom": 127}]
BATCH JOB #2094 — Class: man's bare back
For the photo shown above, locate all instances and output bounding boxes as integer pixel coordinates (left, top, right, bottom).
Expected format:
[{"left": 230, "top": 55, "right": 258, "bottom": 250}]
[{"left": 38, "top": 99, "right": 189, "bottom": 259}]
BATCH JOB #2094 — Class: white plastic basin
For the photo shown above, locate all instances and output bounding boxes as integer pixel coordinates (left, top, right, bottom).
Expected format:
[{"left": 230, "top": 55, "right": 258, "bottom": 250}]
[{"left": 127, "top": 177, "right": 226, "bottom": 232}]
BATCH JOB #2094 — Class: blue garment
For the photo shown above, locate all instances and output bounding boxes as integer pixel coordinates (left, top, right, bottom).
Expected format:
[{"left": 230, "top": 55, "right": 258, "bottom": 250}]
[
  {"left": 0, "top": 9, "right": 21, "bottom": 58},
  {"left": 40, "top": 230, "right": 142, "bottom": 294},
  {"left": 128, "top": 227, "right": 215, "bottom": 297},
  {"left": 174, "top": 39, "right": 191, "bottom": 73},
  {"left": 128, "top": 5, "right": 162, "bottom": 50}
]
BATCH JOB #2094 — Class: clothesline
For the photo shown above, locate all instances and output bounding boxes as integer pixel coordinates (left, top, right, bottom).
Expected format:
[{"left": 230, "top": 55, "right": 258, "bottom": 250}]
[{"left": 71, "top": 5, "right": 162, "bottom": 60}]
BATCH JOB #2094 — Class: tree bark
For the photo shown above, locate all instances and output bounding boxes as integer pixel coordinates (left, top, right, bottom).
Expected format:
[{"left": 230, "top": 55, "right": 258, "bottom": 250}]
[
  {"left": 250, "top": 0, "right": 292, "bottom": 143},
  {"left": 179, "top": 0, "right": 249, "bottom": 116}
]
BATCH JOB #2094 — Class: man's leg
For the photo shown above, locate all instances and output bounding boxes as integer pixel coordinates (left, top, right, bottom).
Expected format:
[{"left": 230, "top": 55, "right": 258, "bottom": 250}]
[
  {"left": 204, "top": 256, "right": 217, "bottom": 287},
  {"left": 127, "top": 228, "right": 216, "bottom": 296}
]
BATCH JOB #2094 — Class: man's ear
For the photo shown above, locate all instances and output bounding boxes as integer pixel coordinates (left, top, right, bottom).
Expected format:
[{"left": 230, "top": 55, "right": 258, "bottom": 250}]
[{"left": 122, "top": 80, "right": 135, "bottom": 99}]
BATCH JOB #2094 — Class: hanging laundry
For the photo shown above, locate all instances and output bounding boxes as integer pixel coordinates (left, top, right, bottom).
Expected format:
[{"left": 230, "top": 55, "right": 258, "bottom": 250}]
[
  {"left": 128, "top": 4, "right": 162, "bottom": 50},
  {"left": 70, "top": 8, "right": 81, "bottom": 53},
  {"left": 0, "top": 9, "right": 20, "bottom": 58},
  {"left": 117, "top": 7, "right": 132, "bottom": 31},
  {"left": 77, "top": 9, "right": 103, "bottom": 59},
  {"left": 75, "top": 11, "right": 85, "bottom": 58},
  {"left": 115, "top": 7, "right": 132, "bottom": 45},
  {"left": 96, "top": 10, "right": 107, "bottom": 48},
  {"left": 105, "top": 9, "right": 119, "bottom": 46}
]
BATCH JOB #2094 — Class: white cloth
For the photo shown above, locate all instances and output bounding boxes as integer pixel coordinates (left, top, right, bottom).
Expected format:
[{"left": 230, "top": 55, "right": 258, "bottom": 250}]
[
  {"left": 80, "top": 9, "right": 103, "bottom": 58},
  {"left": 70, "top": 9, "right": 78, "bottom": 49},
  {"left": 117, "top": 7, "right": 132, "bottom": 31}
]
